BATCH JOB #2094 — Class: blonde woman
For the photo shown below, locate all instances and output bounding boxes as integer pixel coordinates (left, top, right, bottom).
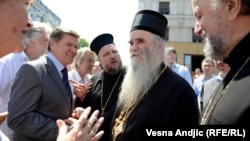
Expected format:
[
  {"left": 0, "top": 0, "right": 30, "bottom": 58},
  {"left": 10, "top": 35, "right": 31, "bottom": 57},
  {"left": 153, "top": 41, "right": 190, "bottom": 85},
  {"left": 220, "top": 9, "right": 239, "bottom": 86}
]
[{"left": 68, "top": 48, "right": 95, "bottom": 108}]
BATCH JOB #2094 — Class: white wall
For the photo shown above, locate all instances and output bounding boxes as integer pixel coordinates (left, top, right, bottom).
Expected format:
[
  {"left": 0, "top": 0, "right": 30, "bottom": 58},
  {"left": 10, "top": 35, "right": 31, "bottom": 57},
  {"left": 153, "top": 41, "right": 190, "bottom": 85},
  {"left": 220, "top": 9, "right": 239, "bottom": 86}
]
[{"left": 139, "top": 0, "right": 196, "bottom": 42}]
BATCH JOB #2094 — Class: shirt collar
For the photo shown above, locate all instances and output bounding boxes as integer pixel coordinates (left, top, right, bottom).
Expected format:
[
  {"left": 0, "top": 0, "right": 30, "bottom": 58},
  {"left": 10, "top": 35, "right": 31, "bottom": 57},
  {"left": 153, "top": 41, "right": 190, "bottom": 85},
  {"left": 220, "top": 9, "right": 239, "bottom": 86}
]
[
  {"left": 21, "top": 51, "right": 30, "bottom": 62},
  {"left": 47, "top": 52, "right": 65, "bottom": 72}
]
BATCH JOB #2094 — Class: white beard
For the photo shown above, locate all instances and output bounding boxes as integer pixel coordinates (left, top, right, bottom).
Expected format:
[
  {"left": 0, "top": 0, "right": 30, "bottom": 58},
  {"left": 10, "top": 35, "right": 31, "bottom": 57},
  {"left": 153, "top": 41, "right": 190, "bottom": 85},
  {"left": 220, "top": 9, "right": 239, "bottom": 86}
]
[{"left": 118, "top": 45, "right": 162, "bottom": 108}]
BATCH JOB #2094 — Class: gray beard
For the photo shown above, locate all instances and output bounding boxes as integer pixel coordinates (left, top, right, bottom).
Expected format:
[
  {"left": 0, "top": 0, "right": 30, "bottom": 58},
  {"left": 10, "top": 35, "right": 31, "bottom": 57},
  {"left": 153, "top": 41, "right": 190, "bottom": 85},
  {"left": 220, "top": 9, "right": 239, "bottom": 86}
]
[
  {"left": 203, "top": 36, "right": 229, "bottom": 60},
  {"left": 203, "top": 19, "right": 230, "bottom": 60},
  {"left": 118, "top": 46, "right": 161, "bottom": 107}
]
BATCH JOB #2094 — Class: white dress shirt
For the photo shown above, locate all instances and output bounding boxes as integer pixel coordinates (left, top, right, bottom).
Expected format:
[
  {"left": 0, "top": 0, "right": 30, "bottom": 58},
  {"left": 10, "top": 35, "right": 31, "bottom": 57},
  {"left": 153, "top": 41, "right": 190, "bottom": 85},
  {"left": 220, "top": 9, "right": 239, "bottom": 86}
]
[
  {"left": 68, "top": 69, "right": 92, "bottom": 91},
  {"left": 0, "top": 51, "right": 29, "bottom": 140},
  {"left": 68, "top": 69, "right": 92, "bottom": 107},
  {"left": 47, "top": 53, "right": 65, "bottom": 79}
]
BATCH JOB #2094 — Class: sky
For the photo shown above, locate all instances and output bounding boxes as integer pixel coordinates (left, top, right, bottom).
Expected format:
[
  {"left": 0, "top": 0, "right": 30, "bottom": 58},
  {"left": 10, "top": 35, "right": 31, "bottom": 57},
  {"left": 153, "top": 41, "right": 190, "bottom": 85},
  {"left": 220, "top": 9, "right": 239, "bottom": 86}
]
[{"left": 42, "top": 0, "right": 139, "bottom": 64}]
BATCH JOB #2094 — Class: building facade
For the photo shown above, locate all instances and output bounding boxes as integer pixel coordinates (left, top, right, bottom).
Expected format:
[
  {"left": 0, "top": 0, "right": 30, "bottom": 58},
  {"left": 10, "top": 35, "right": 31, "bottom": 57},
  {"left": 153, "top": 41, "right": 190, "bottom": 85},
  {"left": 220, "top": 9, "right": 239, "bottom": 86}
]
[
  {"left": 29, "top": 0, "right": 61, "bottom": 28},
  {"left": 139, "top": 0, "right": 205, "bottom": 75}
]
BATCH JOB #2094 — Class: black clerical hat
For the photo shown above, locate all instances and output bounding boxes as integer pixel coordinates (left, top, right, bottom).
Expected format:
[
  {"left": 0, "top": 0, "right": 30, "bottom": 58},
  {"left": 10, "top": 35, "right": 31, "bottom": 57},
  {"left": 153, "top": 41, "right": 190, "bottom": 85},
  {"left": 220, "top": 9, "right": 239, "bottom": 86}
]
[
  {"left": 130, "top": 10, "right": 168, "bottom": 40},
  {"left": 90, "top": 33, "right": 114, "bottom": 55}
]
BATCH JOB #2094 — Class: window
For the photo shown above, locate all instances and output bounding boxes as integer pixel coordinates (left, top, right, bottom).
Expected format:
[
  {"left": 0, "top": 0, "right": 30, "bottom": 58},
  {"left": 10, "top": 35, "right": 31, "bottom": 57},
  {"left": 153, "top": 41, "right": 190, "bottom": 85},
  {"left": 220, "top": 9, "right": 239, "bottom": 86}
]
[
  {"left": 159, "top": 2, "right": 170, "bottom": 14},
  {"left": 184, "top": 54, "right": 204, "bottom": 72},
  {"left": 184, "top": 55, "right": 192, "bottom": 71}
]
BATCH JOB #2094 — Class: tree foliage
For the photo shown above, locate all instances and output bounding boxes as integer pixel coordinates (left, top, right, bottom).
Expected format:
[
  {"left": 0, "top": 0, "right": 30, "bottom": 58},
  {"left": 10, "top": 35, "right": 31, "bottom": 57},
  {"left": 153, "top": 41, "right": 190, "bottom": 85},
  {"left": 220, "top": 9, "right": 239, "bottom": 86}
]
[{"left": 78, "top": 38, "right": 89, "bottom": 49}]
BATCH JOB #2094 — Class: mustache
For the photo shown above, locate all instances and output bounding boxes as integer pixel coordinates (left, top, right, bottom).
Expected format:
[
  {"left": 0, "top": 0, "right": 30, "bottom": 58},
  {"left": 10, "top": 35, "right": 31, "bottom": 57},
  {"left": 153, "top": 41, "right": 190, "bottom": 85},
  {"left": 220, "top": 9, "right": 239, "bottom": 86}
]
[{"left": 130, "top": 51, "right": 142, "bottom": 57}]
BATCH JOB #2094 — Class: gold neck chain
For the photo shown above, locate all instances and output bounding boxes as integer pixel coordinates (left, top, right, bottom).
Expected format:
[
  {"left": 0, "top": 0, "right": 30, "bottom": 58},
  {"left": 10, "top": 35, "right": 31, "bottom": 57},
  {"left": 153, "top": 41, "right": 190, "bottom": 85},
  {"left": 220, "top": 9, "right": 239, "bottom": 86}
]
[
  {"left": 112, "top": 65, "right": 167, "bottom": 141},
  {"left": 200, "top": 55, "right": 250, "bottom": 124},
  {"left": 101, "top": 70, "right": 123, "bottom": 115}
]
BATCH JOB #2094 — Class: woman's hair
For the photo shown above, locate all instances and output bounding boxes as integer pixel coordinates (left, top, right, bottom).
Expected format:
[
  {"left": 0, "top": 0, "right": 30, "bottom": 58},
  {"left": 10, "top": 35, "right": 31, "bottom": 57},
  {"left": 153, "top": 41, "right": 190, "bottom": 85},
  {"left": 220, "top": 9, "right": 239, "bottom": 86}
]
[{"left": 71, "top": 48, "right": 94, "bottom": 69}]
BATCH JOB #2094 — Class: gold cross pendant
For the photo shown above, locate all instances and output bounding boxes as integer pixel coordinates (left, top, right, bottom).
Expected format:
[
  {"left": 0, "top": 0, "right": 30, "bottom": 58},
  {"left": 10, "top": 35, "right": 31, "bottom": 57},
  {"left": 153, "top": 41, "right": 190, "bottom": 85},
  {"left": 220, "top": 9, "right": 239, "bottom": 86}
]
[{"left": 112, "top": 118, "right": 124, "bottom": 141}]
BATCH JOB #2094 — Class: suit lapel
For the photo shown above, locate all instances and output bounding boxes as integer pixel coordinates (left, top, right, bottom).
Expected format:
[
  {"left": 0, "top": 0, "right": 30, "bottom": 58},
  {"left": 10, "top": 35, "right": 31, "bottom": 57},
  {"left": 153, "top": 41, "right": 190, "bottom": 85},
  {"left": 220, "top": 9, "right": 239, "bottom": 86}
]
[
  {"left": 45, "top": 56, "right": 72, "bottom": 109},
  {"left": 211, "top": 79, "right": 219, "bottom": 86}
]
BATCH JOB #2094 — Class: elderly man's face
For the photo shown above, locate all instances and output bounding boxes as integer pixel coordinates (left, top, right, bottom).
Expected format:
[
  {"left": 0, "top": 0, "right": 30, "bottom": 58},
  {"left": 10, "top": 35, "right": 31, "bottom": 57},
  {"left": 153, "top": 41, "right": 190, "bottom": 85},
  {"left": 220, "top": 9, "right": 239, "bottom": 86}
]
[
  {"left": 0, "top": 0, "right": 33, "bottom": 57},
  {"left": 129, "top": 30, "right": 155, "bottom": 64},
  {"left": 129, "top": 29, "right": 164, "bottom": 72},
  {"left": 192, "top": 0, "right": 231, "bottom": 60}
]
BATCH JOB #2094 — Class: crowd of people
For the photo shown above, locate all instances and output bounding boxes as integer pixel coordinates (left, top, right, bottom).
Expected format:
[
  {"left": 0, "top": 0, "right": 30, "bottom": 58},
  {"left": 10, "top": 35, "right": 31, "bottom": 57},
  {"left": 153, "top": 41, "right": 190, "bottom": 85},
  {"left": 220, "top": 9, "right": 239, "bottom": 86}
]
[{"left": 1, "top": 0, "right": 250, "bottom": 141}]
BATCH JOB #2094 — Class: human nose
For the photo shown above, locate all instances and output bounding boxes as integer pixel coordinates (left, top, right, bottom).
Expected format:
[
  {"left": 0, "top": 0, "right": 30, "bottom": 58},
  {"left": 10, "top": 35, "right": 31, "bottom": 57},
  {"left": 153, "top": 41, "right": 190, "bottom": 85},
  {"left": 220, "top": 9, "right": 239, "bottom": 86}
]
[
  {"left": 110, "top": 52, "right": 117, "bottom": 59},
  {"left": 72, "top": 47, "right": 78, "bottom": 53},
  {"left": 194, "top": 21, "right": 202, "bottom": 37},
  {"left": 27, "top": 14, "right": 33, "bottom": 28},
  {"left": 130, "top": 43, "right": 139, "bottom": 52}
]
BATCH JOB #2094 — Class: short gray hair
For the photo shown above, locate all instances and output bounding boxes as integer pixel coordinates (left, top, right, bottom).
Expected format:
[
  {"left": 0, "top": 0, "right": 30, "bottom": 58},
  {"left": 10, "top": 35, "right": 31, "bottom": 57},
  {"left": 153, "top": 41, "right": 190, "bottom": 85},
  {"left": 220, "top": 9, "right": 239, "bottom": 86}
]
[{"left": 23, "top": 21, "right": 52, "bottom": 49}]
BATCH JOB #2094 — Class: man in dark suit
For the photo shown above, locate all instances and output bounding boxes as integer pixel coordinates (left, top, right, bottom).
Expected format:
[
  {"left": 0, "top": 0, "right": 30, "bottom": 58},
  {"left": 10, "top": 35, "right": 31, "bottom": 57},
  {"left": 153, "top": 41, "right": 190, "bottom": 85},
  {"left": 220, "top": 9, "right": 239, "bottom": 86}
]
[{"left": 7, "top": 27, "right": 79, "bottom": 141}]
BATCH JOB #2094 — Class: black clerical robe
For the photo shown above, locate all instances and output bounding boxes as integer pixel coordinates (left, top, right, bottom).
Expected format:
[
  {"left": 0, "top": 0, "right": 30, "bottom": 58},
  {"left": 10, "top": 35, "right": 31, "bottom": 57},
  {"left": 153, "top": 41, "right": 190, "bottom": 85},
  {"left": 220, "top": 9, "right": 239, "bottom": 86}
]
[
  {"left": 110, "top": 63, "right": 199, "bottom": 141},
  {"left": 200, "top": 32, "right": 250, "bottom": 124},
  {"left": 80, "top": 67, "right": 126, "bottom": 141}
]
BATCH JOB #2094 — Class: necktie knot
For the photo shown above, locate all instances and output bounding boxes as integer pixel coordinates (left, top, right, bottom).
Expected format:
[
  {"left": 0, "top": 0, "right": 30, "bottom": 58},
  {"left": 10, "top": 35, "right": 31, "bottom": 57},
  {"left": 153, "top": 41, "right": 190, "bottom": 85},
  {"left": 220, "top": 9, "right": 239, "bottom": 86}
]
[{"left": 61, "top": 67, "right": 68, "bottom": 80}]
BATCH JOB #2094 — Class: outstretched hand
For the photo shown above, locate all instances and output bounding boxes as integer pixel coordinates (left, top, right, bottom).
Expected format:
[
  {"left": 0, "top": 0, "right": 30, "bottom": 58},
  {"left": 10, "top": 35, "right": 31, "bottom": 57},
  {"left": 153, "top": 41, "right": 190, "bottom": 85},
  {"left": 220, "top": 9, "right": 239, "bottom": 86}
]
[{"left": 56, "top": 107, "right": 104, "bottom": 141}]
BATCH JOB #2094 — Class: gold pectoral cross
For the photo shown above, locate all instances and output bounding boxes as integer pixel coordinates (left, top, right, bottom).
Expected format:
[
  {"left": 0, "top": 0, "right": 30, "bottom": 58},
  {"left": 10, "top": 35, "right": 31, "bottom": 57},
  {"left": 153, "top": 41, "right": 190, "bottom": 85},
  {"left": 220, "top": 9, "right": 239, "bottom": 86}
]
[
  {"left": 112, "top": 109, "right": 127, "bottom": 141},
  {"left": 112, "top": 117, "right": 125, "bottom": 141}
]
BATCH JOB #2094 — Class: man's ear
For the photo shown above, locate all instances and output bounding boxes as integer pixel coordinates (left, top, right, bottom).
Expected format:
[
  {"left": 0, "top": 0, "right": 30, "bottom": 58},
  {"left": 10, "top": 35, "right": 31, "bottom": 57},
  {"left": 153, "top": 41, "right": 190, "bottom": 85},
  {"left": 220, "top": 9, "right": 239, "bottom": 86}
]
[
  {"left": 49, "top": 40, "right": 55, "bottom": 51},
  {"left": 228, "top": 0, "right": 241, "bottom": 20}
]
